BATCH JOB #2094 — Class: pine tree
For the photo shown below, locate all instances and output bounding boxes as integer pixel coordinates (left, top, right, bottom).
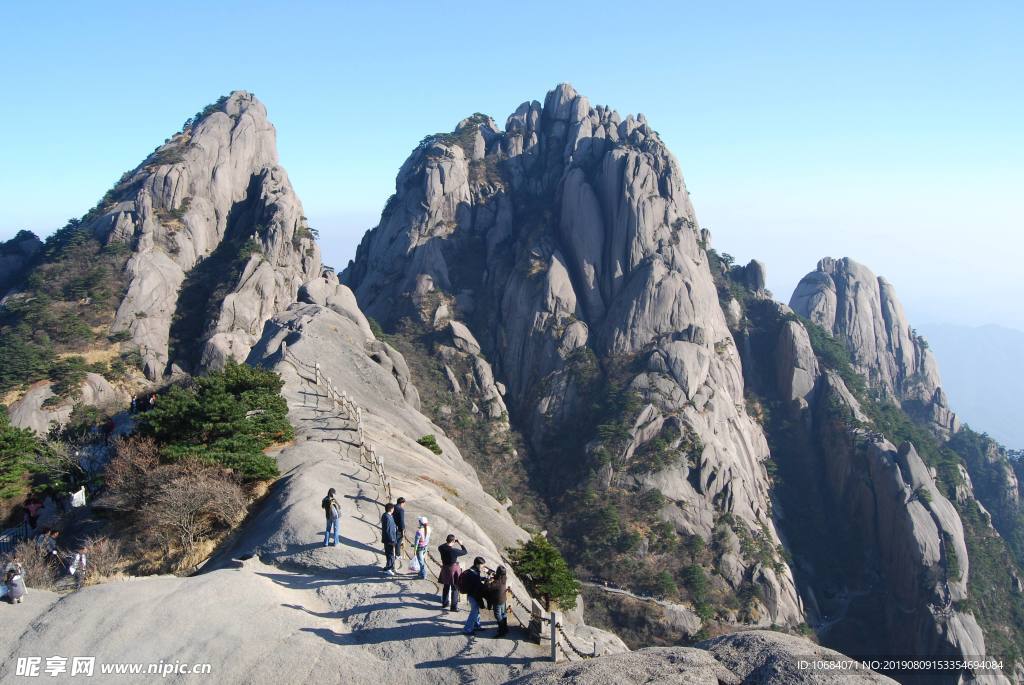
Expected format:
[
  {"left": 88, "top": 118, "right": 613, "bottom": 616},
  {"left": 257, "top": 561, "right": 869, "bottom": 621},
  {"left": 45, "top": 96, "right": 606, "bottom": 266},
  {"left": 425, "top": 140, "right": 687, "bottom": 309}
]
[{"left": 507, "top": 533, "right": 581, "bottom": 610}]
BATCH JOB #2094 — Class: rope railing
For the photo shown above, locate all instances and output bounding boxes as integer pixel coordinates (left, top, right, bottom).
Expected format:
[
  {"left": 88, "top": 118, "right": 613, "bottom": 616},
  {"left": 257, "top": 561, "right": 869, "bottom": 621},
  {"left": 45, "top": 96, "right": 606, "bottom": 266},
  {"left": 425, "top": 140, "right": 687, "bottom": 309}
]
[{"left": 281, "top": 342, "right": 597, "bottom": 661}]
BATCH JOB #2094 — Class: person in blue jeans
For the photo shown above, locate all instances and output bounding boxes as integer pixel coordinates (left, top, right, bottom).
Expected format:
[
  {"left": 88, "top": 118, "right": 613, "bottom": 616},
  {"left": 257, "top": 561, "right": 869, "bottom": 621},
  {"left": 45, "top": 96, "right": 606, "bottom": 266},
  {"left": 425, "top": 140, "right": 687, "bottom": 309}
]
[
  {"left": 412, "top": 516, "right": 431, "bottom": 580},
  {"left": 322, "top": 488, "right": 341, "bottom": 546},
  {"left": 488, "top": 566, "right": 509, "bottom": 637},
  {"left": 461, "top": 556, "right": 488, "bottom": 634}
]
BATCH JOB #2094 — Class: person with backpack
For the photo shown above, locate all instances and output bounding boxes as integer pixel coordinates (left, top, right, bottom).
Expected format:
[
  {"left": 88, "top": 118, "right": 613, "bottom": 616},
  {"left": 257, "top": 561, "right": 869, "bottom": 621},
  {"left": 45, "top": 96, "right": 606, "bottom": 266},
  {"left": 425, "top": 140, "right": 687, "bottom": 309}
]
[
  {"left": 322, "top": 488, "right": 341, "bottom": 547},
  {"left": 438, "top": 534, "right": 467, "bottom": 611},
  {"left": 488, "top": 566, "right": 509, "bottom": 637},
  {"left": 393, "top": 497, "right": 407, "bottom": 567},
  {"left": 411, "top": 516, "right": 430, "bottom": 580},
  {"left": 381, "top": 503, "right": 399, "bottom": 576},
  {"left": 460, "top": 556, "right": 488, "bottom": 634}
]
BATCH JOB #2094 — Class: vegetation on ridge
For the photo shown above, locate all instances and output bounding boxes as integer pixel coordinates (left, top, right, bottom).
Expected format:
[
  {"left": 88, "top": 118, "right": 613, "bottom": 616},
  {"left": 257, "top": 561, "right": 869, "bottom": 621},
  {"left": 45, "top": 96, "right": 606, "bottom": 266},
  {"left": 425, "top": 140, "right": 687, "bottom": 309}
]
[
  {"left": 138, "top": 362, "right": 291, "bottom": 481},
  {"left": 0, "top": 222, "right": 136, "bottom": 396}
]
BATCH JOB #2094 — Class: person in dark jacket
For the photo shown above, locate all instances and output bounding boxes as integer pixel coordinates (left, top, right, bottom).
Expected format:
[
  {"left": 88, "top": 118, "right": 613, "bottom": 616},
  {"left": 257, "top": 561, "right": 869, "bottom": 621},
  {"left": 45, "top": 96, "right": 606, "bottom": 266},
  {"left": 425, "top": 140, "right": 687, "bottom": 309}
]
[
  {"left": 393, "top": 497, "right": 406, "bottom": 567},
  {"left": 461, "top": 556, "right": 488, "bottom": 634},
  {"left": 23, "top": 495, "right": 43, "bottom": 531},
  {"left": 381, "top": 503, "right": 399, "bottom": 576},
  {"left": 488, "top": 566, "right": 509, "bottom": 637},
  {"left": 322, "top": 488, "right": 341, "bottom": 547},
  {"left": 438, "top": 534, "right": 467, "bottom": 611}
]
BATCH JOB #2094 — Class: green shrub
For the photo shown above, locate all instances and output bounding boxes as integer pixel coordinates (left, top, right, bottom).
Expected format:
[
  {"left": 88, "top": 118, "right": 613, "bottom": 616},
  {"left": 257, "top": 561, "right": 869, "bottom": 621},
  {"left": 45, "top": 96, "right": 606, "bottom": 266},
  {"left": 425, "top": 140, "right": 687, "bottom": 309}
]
[
  {"left": 507, "top": 533, "right": 581, "bottom": 610},
  {"left": 416, "top": 434, "right": 443, "bottom": 455},
  {"left": 652, "top": 570, "right": 678, "bottom": 598},
  {"left": 138, "top": 362, "right": 292, "bottom": 480},
  {"left": 0, "top": 407, "right": 52, "bottom": 499},
  {"left": 48, "top": 356, "right": 89, "bottom": 399}
]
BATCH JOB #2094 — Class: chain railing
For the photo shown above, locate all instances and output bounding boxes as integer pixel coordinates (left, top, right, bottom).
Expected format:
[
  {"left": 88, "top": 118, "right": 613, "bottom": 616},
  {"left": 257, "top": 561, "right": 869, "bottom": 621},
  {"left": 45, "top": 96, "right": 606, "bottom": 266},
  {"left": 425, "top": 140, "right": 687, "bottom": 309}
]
[
  {"left": 0, "top": 521, "right": 30, "bottom": 556},
  {"left": 280, "top": 342, "right": 598, "bottom": 662}
]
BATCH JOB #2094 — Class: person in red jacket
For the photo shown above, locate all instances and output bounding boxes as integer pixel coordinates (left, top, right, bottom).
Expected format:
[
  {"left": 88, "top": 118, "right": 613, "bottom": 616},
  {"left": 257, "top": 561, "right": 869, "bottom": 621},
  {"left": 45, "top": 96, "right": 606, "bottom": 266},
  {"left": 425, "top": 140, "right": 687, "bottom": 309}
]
[{"left": 437, "top": 534, "right": 467, "bottom": 611}]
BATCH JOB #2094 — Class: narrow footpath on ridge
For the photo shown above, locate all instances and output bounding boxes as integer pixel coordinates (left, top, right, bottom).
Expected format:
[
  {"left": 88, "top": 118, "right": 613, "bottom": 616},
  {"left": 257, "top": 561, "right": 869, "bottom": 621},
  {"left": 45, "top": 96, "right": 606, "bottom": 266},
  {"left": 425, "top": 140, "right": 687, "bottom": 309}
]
[
  {"left": 0, "top": 303, "right": 619, "bottom": 685},
  {"left": 198, "top": 348, "right": 561, "bottom": 683}
]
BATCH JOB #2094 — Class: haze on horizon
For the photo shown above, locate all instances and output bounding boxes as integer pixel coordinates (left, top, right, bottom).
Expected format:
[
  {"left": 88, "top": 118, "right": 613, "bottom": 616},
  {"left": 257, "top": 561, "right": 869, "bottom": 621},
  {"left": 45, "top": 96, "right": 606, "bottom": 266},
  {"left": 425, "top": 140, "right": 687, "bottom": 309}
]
[{"left": 1, "top": 0, "right": 1021, "bottom": 334}]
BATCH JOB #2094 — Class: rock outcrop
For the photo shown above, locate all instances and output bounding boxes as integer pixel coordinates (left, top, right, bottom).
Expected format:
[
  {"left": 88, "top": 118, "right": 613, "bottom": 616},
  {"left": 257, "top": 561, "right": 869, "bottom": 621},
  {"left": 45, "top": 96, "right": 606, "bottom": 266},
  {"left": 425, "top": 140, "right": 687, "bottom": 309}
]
[
  {"left": 0, "top": 229, "right": 42, "bottom": 295},
  {"left": 78, "top": 91, "right": 320, "bottom": 378},
  {"left": 766, "top": 307, "right": 1001, "bottom": 682},
  {"left": 790, "top": 257, "right": 958, "bottom": 436},
  {"left": 508, "top": 630, "right": 897, "bottom": 685},
  {"left": 7, "top": 373, "right": 127, "bottom": 435},
  {"left": 342, "top": 84, "right": 803, "bottom": 632}
]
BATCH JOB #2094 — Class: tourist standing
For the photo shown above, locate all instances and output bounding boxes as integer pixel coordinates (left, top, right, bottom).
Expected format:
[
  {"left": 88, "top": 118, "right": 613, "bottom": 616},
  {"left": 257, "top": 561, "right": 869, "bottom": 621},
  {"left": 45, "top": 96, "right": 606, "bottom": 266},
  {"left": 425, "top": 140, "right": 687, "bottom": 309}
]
[
  {"left": 322, "top": 488, "right": 341, "bottom": 546},
  {"left": 381, "top": 503, "right": 399, "bottom": 576},
  {"left": 412, "top": 517, "right": 430, "bottom": 580},
  {"left": 438, "top": 534, "right": 467, "bottom": 611},
  {"left": 393, "top": 497, "right": 406, "bottom": 566},
  {"left": 488, "top": 566, "right": 509, "bottom": 637},
  {"left": 461, "top": 556, "right": 488, "bottom": 634}
]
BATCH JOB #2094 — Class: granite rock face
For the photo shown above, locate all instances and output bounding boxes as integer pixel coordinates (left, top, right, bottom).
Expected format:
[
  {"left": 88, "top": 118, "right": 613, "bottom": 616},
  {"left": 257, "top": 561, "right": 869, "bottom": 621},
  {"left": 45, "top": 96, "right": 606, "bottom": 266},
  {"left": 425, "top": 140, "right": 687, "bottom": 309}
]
[
  {"left": 776, "top": 319, "right": 819, "bottom": 406},
  {"left": 77, "top": 91, "right": 320, "bottom": 378},
  {"left": 343, "top": 84, "right": 803, "bottom": 630},
  {"left": 768, "top": 310, "right": 998, "bottom": 680},
  {"left": 809, "top": 370, "right": 991, "bottom": 679},
  {"left": 790, "top": 257, "right": 958, "bottom": 437},
  {"left": 7, "top": 373, "right": 128, "bottom": 435}
]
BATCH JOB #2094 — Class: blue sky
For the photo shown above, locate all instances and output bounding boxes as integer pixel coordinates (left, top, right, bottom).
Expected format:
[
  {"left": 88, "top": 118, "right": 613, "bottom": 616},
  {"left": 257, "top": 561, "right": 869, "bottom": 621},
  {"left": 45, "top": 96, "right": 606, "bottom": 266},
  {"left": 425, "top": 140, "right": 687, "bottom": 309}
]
[{"left": 1, "top": 1, "right": 1021, "bottom": 328}]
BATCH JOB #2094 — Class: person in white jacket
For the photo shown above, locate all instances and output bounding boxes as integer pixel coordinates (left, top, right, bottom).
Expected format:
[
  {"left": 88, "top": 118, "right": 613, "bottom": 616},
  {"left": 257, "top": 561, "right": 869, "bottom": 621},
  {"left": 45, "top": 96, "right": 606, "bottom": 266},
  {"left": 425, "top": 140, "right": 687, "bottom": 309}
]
[{"left": 412, "top": 517, "right": 430, "bottom": 580}]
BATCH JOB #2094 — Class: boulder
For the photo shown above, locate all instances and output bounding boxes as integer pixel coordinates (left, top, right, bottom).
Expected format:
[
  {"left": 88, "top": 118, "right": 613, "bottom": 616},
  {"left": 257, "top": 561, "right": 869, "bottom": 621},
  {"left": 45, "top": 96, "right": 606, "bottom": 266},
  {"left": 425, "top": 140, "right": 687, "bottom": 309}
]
[
  {"left": 8, "top": 373, "right": 128, "bottom": 435},
  {"left": 507, "top": 631, "right": 897, "bottom": 685}
]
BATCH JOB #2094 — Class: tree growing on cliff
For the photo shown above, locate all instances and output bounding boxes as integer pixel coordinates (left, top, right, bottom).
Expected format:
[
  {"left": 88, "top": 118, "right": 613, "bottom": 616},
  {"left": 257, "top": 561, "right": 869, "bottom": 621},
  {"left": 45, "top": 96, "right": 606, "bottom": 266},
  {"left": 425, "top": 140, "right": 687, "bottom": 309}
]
[{"left": 507, "top": 533, "right": 581, "bottom": 610}]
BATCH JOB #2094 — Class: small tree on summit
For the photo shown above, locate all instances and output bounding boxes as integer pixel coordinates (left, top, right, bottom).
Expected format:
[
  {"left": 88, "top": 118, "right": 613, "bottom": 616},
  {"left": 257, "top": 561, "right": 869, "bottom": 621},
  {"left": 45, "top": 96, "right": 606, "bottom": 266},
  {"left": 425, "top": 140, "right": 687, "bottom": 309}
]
[{"left": 507, "top": 533, "right": 581, "bottom": 610}]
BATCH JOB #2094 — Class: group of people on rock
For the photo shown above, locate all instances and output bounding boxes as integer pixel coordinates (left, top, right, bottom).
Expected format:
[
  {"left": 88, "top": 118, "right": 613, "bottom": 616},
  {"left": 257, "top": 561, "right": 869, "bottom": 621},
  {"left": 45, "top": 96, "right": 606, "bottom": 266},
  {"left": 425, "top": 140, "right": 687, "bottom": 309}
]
[
  {"left": 320, "top": 489, "right": 509, "bottom": 637},
  {"left": 1, "top": 528, "right": 90, "bottom": 604},
  {"left": 437, "top": 535, "right": 509, "bottom": 637}
]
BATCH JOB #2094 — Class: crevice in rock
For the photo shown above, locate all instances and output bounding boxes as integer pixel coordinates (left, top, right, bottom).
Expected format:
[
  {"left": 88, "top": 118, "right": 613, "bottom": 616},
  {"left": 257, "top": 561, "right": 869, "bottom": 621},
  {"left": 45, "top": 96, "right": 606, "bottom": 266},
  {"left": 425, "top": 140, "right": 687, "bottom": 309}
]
[{"left": 167, "top": 174, "right": 265, "bottom": 373}]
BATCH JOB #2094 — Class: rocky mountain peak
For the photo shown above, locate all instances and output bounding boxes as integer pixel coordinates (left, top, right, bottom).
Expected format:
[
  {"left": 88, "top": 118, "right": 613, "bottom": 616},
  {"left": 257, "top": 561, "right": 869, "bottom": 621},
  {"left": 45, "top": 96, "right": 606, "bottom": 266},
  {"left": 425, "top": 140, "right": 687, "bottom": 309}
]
[
  {"left": 4, "top": 91, "right": 321, "bottom": 437},
  {"left": 79, "top": 90, "right": 320, "bottom": 378},
  {"left": 790, "top": 256, "right": 958, "bottom": 436},
  {"left": 343, "top": 84, "right": 803, "bottom": 634}
]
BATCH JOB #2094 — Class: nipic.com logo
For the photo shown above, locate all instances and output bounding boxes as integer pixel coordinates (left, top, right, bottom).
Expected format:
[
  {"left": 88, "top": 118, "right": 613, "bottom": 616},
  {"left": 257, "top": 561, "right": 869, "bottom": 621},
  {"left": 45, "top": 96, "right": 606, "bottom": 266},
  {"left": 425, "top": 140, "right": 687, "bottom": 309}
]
[{"left": 14, "top": 656, "right": 213, "bottom": 678}]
